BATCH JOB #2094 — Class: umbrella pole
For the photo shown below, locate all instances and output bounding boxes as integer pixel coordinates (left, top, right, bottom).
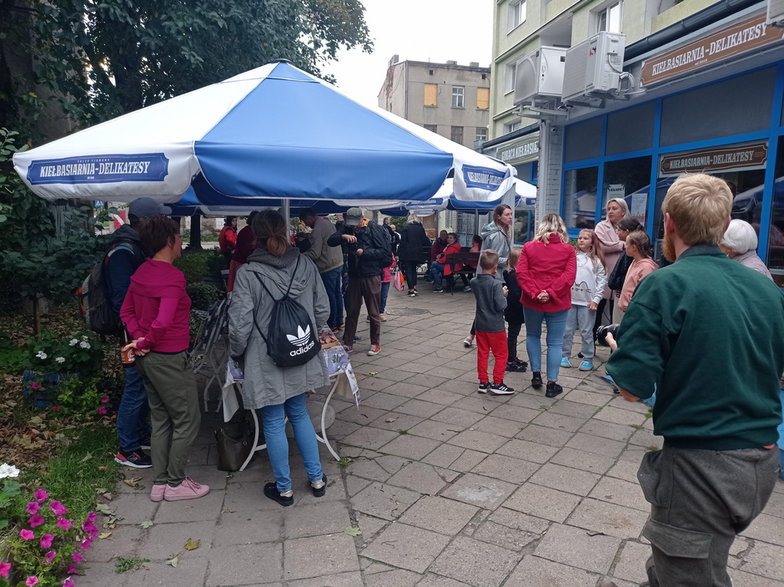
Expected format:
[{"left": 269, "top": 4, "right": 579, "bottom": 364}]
[{"left": 282, "top": 199, "right": 291, "bottom": 237}]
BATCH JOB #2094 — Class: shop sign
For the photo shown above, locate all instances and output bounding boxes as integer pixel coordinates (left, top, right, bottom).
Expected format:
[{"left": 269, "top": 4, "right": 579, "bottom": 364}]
[
  {"left": 606, "top": 184, "right": 625, "bottom": 200},
  {"left": 659, "top": 142, "right": 768, "bottom": 176},
  {"left": 498, "top": 133, "right": 539, "bottom": 164},
  {"left": 640, "top": 15, "right": 784, "bottom": 86}
]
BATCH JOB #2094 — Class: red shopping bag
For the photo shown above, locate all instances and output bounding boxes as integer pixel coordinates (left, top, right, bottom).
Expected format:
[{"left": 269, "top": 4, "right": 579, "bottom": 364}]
[{"left": 393, "top": 270, "right": 405, "bottom": 291}]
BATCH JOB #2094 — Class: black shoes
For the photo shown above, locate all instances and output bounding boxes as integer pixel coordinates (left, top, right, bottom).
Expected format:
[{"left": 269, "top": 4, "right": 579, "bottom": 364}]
[
  {"left": 490, "top": 382, "right": 515, "bottom": 395},
  {"left": 545, "top": 381, "right": 563, "bottom": 398},
  {"left": 311, "top": 475, "right": 327, "bottom": 498},
  {"left": 505, "top": 359, "right": 528, "bottom": 372},
  {"left": 264, "top": 482, "right": 294, "bottom": 507},
  {"left": 531, "top": 371, "right": 543, "bottom": 389},
  {"left": 477, "top": 382, "right": 491, "bottom": 394}
]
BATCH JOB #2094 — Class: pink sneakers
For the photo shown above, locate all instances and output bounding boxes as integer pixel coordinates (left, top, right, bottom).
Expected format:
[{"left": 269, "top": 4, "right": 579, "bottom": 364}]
[
  {"left": 150, "top": 484, "right": 166, "bottom": 502},
  {"left": 164, "top": 478, "right": 210, "bottom": 501}
]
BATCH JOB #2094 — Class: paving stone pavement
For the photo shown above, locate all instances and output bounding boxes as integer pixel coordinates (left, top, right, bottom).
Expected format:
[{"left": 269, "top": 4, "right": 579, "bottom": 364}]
[{"left": 81, "top": 287, "right": 784, "bottom": 586}]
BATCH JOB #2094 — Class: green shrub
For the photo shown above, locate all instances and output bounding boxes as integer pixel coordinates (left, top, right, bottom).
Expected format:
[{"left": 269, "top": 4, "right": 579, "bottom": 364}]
[
  {"left": 174, "top": 249, "right": 224, "bottom": 284},
  {"left": 186, "top": 282, "right": 222, "bottom": 311}
]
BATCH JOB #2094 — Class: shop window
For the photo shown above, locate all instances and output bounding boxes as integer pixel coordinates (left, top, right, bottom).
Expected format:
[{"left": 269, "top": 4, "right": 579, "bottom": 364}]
[
  {"left": 660, "top": 68, "right": 775, "bottom": 147},
  {"left": 514, "top": 208, "right": 534, "bottom": 244},
  {"left": 766, "top": 136, "right": 784, "bottom": 284},
  {"left": 424, "top": 83, "right": 437, "bottom": 107},
  {"left": 601, "top": 156, "right": 652, "bottom": 225},
  {"left": 563, "top": 167, "right": 599, "bottom": 230},
  {"left": 476, "top": 87, "right": 490, "bottom": 110},
  {"left": 565, "top": 117, "right": 603, "bottom": 163},
  {"left": 606, "top": 102, "right": 655, "bottom": 156}
]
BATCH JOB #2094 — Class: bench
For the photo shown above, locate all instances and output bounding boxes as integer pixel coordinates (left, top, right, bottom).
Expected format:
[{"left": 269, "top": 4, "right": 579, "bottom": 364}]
[{"left": 443, "top": 250, "right": 479, "bottom": 294}]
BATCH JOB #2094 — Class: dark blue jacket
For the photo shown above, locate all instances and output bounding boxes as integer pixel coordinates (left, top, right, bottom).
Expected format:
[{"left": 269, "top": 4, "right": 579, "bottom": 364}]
[{"left": 105, "top": 225, "right": 146, "bottom": 313}]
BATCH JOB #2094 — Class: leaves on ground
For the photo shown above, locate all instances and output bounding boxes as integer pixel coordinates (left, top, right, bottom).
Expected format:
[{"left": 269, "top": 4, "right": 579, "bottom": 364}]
[
  {"left": 344, "top": 527, "right": 362, "bottom": 536},
  {"left": 166, "top": 555, "right": 179, "bottom": 568},
  {"left": 95, "top": 503, "right": 113, "bottom": 515},
  {"left": 99, "top": 531, "right": 112, "bottom": 539},
  {"left": 123, "top": 477, "right": 144, "bottom": 489},
  {"left": 139, "top": 520, "right": 154, "bottom": 529},
  {"left": 184, "top": 537, "right": 200, "bottom": 551}
]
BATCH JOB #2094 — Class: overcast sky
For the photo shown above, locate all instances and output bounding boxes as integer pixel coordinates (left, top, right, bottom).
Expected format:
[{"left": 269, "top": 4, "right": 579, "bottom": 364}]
[{"left": 324, "top": 0, "right": 494, "bottom": 108}]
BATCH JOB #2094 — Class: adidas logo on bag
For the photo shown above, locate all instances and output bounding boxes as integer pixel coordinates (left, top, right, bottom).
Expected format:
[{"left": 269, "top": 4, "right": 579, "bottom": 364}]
[{"left": 286, "top": 325, "right": 315, "bottom": 356}]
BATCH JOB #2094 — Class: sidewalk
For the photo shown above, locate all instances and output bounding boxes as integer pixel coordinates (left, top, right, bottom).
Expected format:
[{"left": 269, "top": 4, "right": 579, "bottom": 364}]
[{"left": 81, "top": 286, "right": 784, "bottom": 586}]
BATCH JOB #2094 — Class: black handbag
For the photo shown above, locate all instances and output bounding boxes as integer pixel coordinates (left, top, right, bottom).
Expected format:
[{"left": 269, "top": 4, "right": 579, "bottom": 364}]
[
  {"left": 214, "top": 388, "right": 255, "bottom": 472},
  {"left": 608, "top": 253, "right": 633, "bottom": 291}
]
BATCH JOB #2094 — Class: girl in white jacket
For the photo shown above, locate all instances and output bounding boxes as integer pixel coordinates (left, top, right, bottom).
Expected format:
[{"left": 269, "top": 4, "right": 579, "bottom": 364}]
[{"left": 562, "top": 229, "right": 607, "bottom": 371}]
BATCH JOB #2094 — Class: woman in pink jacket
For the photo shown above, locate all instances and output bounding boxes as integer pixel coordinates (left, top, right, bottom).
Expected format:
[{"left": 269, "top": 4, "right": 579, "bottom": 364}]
[
  {"left": 121, "top": 216, "right": 208, "bottom": 503},
  {"left": 593, "top": 198, "right": 631, "bottom": 333},
  {"left": 517, "top": 214, "right": 576, "bottom": 398}
]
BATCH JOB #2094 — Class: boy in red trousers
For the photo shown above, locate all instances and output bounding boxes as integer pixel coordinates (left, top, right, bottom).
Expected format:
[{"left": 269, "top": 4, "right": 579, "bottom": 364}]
[{"left": 470, "top": 250, "right": 515, "bottom": 395}]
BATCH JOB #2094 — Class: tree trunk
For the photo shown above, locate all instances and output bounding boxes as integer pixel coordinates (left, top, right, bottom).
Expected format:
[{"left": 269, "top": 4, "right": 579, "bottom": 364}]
[{"left": 189, "top": 215, "right": 203, "bottom": 250}]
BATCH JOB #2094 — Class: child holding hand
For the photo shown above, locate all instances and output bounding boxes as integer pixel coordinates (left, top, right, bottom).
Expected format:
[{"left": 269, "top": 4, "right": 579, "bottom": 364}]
[
  {"left": 562, "top": 229, "right": 606, "bottom": 371},
  {"left": 471, "top": 250, "right": 515, "bottom": 395}
]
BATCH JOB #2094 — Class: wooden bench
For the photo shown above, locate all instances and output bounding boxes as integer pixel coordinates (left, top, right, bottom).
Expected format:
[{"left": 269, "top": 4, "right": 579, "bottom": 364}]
[{"left": 443, "top": 250, "right": 479, "bottom": 294}]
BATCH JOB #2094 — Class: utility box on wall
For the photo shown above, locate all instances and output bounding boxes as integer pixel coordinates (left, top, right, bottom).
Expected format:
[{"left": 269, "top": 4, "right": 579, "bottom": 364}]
[
  {"left": 514, "top": 46, "right": 567, "bottom": 106},
  {"left": 562, "top": 32, "right": 625, "bottom": 103}
]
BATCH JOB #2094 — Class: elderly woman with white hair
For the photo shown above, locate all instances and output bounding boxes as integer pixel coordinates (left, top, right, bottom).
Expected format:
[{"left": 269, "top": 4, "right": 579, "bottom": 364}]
[
  {"left": 594, "top": 198, "right": 631, "bottom": 332},
  {"left": 397, "top": 213, "right": 432, "bottom": 297},
  {"left": 721, "top": 219, "right": 774, "bottom": 281}
]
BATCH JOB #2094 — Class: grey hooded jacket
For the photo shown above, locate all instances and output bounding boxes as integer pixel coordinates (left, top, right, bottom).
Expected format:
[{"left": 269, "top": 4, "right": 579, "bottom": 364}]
[
  {"left": 480, "top": 221, "right": 512, "bottom": 280},
  {"left": 229, "top": 246, "right": 330, "bottom": 409}
]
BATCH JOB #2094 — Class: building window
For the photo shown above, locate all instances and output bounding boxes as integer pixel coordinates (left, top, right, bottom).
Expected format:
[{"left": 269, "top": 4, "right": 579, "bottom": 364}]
[
  {"left": 597, "top": 2, "right": 622, "bottom": 33},
  {"left": 451, "top": 126, "right": 464, "bottom": 144},
  {"left": 476, "top": 87, "right": 490, "bottom": 110},
  {"left": 424, "top": 83, "right": 437, "bottom": 107},
  {"left": 423, "top": 124, "right": 438, "bottom": 133},
  {"left": 504, "top": 119, "right": 521, "bottom": 134},
  {"left": 505, "top": 63, "right": 517, "bottom": 94},
  {"left": 508, "top": 0, "right": 526, "bottom": 31},
  {"left": 452, "top": 86, "right": 465, "bottom": 108},
  {"left": 475, "top": 127, "right": 488, "bottom": 143}
]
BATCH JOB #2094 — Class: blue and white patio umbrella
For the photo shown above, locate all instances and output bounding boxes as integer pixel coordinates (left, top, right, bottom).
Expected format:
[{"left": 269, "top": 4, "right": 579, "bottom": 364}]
[{"left": 13, "top": 61, "right": 515, "bottom": 205}]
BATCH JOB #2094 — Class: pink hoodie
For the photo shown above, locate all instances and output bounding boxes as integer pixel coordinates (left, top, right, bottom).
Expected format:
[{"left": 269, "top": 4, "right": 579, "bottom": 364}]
[{"left": 120, "top": 259, "right": 191, "bottom": 353}]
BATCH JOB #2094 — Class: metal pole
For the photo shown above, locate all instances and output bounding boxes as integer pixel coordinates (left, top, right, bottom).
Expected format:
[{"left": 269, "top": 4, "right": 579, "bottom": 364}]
[{"left": 282, "top": 199, "right": 291, "bottom": 237}]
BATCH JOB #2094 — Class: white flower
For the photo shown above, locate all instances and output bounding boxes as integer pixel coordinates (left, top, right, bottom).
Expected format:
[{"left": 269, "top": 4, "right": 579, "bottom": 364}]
[
  {"left": 69, "top": 338, "right": 79, "bottom": 346},
  {"left": 35, "top": 351, "right": 48, "bottom": 360},
  {"left": 0, "top": 463, "right": 20, "bottom": 479},
  {"left": 55, "top": 356, "right": 66, "bottom": 364},
  {"left": 79, "top": 341, "right": 91, "bottom": 349}
]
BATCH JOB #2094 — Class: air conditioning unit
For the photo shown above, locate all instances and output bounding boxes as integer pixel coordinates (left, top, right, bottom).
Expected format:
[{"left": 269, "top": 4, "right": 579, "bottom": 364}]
[
  {"left": 562, "top": 32, "right": 626, "bottom": 103},
  {"left": 513, "top": 46, "right": 567, "bottom": 106},
  {"left": 768, "top": 0, "right": 784, "bottom": 25}
]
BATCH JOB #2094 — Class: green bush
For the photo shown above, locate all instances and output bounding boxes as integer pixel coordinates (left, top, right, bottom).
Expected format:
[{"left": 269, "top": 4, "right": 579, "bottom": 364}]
[
  {"left": 173, "top": 249, "right": 224, "bottom": 284},
  {"left": 186, "top": 282, "right": 222, "bottom": 311},
  {"left": 0, "top": 333, "right": 27, "bottom": 374}
]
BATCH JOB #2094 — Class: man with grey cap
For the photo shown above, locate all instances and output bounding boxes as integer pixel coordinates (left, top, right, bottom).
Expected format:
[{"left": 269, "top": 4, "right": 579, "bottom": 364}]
[
  {"left": 327, "top": 207, "right": 391, "bottom": 356},
  {"left": 109, "top": 197, "right": 171, "bottom": 468}
]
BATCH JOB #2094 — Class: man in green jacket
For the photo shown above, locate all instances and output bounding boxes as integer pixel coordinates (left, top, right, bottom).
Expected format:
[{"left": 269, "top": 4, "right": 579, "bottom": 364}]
[{"left": 606, "top": 173, "right": 784, "bottom": 587}]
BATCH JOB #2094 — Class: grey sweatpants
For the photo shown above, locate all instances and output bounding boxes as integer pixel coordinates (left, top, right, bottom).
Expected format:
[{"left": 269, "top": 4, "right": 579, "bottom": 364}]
[
  {"left": 136, "top": 351, "right": 201, "bottom": 486},
  {"left": 637, "top": 444, "right": 779, "bottom": 587}
]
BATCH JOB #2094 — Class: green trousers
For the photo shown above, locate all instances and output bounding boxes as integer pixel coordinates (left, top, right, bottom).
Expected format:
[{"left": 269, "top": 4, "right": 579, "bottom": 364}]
[{"left": 136, "top": 351, "right": 200, "bottom": 486}]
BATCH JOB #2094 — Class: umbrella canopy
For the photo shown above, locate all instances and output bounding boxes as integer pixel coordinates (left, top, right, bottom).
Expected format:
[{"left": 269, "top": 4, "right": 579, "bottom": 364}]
[{"left": 14, "top": 61, "right": 515, "bottom": 205}]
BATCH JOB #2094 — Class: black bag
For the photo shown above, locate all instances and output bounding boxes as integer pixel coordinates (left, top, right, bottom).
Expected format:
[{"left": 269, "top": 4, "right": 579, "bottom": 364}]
[
  {"left": 607, "top": 253, "right": 633, "bottom": 291},
  {"left": 251, "top": 256, "right": 321, "bottom": 367},
  {"left": 369, "top": 223, "right": 394, "bottom": 268},
  {"left": 214, "top": 407, "right": 254, "bottom": 472},
  {"left": 78, "top": 241, "right": 137, "bottom": 335}
]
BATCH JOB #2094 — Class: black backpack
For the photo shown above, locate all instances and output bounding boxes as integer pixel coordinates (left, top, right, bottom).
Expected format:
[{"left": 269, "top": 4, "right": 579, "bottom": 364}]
[
  {"left": 607, "top": 253, "right": 634, "bottom": 291},
  {"left": 78, "top": 240, "right": 138, "bottom": 335},
  {"left": 251, "top": 257, "right": 321, "bottom": 367},
  {"left": 369, "top": 223, "right": 393, "bottom": 268}
]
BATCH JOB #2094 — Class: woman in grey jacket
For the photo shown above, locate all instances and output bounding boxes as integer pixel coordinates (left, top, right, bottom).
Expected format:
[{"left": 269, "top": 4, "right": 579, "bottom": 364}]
[{"left": 229, "top": 210, "right": 330, "bottom": 507}]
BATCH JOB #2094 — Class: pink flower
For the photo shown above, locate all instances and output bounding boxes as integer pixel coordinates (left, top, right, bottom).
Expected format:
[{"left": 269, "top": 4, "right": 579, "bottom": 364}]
[
  {"left": 100, "top": 394, "right": 110, "bottom": 404},
  {"left": 71, "top": 552, "right": 84, "bottom": 564},
  {"left": 52, "top": 406, "right": 61, "bottom": 412},
  {"left": 63, "top": 579, "right": 75, "bottom": 587},
  {"left": 26, "top": 501, "right": 41, "bottom": 515},
  {"left": 25, "top": 577, "right": 39, "bottom": 586},
  {"left": 44, "top": 550, "right": 56, "bottom": 563},
  {"left": 86, "top": 512, "right": 97, "bottom": 523},
  {"left": 80, "top": 537, "right": 93, "bottom": 550},
  {"left": 97, "top": 406, "right": 108, "bottom": 415},
  {"left": 66, "top": 565, "right": 78, "bottom": 575},
  {"left": 82, "top": 521, "right": 98, "bottom": 537},
  {"left": 39, "top": 534, "right": 54, "bottom": 549},
  {"left": 0, "top": 562, "right": 11, "bottom": 578},
  {"left": 30, "top": 382, "right": 42, "bottom": 389},
  {"left": 28, "top": 514, "right": 45, "bottom": 527},
  {"left": 56, "top": 517, "right": 71, "bottom": 530},
  {"left": 50, "top": 500, "right": 68, "bottom": 516},
  {"left": 20, "top": 529, "right": 34, "bottom": 540},
  {"left": 34, "top": 489, "right": 48, "bottom": 502}
]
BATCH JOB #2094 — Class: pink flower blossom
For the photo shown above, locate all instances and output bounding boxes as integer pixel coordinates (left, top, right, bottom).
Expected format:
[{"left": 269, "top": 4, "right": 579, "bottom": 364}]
[
  {"left": 80, "top": 537, "right": 93, "bottom": 550},
  {"left": 30, "top": 382, "right": 42, "bottom": 389},
  {"left": 0, "top": 562, "right": 11, "bottom": 578},
  {"left": 100, "top": 394, "right": 110, "bottom": 404},
  {"left": 44, "top": 550, "right": 56, "bottom": 564},
  {"left": 26, "top": 501, "right": 41, "bottom": 515},
  {"left": 66, "top": 565, "right": 78, "bottom": 575},
  {"left": 25, "top": 576, "right": 39, "bottom": 586},
  {"left": 52, "top": 406, "right": 61, "bottom": 412},
  {"left": 63, "top": 579, "right": 75, "bottom": 587},
  {"left": 71, "top": 552, "right": 83, "bottom": 564},
  {"left": 20, "top": 529, "right": 34, "bottom": 540},
  {"left": 86, "top": 512, "right": 97, "bottom": 523},
  {"left": 56, "top": 517, "right": 71, "bottom": 530},
  {"left": 40, "top": 534, "right": 54, "bottom": 549},
  {"left": 82, "top": 521, "right": 98, "bottom": 538},
  {"left": 50, "top": 500, "right": 68, "bottom": 516},
  {"left": 28, "top": 514, "right": 45, "bottom": 527},
  {"left": 97, "top": 406, "right": 108, "bottom": 415},
  {"left": 34, "top": 489, "right": 48, "bottom": 502}
]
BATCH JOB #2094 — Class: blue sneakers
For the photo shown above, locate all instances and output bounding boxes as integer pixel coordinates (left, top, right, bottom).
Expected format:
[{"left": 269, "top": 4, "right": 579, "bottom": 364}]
[
  {"left": 578, "top": 361, "right": 594, "bottom": 371},
  {"left": 560, "top": 358, "right": 572, "bottom": 368}
]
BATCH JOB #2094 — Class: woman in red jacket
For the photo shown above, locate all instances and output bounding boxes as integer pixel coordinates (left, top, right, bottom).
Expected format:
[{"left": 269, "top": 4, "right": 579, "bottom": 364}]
[{"left": 517, "top": 214, "right": 576, "bottom": 398}]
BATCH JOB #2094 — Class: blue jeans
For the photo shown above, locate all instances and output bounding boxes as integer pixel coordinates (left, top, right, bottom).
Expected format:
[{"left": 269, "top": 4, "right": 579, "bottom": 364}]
[
  {"left": 320, "top": 266, "right": 344, "bottom": 328},
  {"left": 260, "top": 393, "right": 323, "bottom": 493},
  {"left": 116, "top": 365, "right": 151, "bottom": 453},
  {"left": 379, "top": 282, "right": 390, "bottom": 313},
  {"left": 523, "top": 307, "right": 569, "bottom": 383},
  {"left": 562, "top": 305, "right": 596, "bottom": 360},
  {"left": 430, "top": 262, "right": 445, "bottom": 289}
]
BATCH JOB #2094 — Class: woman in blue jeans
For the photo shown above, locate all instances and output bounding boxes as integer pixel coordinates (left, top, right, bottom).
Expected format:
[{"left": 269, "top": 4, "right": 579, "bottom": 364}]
[
  {"left": 228, "top": 210, "right": 331, "bottom": 506},
  {"left": 517, "top": 214, "right": 576, "bottom": 398}
]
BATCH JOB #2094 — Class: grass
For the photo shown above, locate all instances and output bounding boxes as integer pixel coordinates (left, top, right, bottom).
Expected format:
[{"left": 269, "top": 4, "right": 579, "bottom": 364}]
[{"left": 114, "top": 557, "right": 150, "bottom": 574}]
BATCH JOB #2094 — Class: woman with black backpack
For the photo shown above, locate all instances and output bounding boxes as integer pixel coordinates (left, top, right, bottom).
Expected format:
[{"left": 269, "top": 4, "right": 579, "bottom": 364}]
[{"left": 228, "top": 210, "right": 331, "bottom": 507}]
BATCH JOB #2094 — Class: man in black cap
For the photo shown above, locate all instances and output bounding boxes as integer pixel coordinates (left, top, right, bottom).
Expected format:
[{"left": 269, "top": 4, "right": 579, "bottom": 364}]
[
  {"left": 327, "top": 207, "right": 390, "bottom": 356},
  {"left": 109, "top": 197, "right": 171, "bottom": 468}
]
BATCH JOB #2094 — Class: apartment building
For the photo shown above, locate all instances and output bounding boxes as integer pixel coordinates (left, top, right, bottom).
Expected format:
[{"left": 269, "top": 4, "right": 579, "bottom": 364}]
[{"left": 484, "top": 0, "right": 784, "bottom": 283}]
